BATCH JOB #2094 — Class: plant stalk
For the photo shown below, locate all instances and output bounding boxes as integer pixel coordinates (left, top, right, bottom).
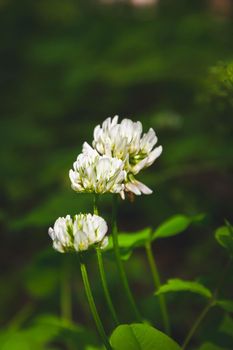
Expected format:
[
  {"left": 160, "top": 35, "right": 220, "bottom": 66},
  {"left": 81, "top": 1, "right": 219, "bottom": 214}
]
[
  {"left": 93, "top": 194, "right": 119, "bottom": 325},
  {"left": 61, "top": 259, "right": 72, "bottom": 321},
  {"left": 182, "top": 257, "right": 232, "bottom": 349},
  {"left": 181, "top": 300, "right": 215, "bottom": 350},
  {"left": 145, "top": 241, "right": 170, "bottom": 335},
  {"left": 96, "top": 248, "right": 119, "bottom": 325},
  {"left": 111, "top": 195, "right": 141, "bottom": 322},
  {"left": 80, "top": 260, "right": 112, "bottom": 350}
]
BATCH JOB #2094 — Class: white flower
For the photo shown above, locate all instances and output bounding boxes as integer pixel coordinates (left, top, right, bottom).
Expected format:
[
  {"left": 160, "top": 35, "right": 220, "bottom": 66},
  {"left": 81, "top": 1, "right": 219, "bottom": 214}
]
[
  {"left": 48, "top": 215, "right": 74, "bottom": 253},
  {"left": 92, "top": 116, "right": 162, "bottom": 196},
  {"left": 69, "top": 142, "right": 126, "bottom": 198},
  {"left": 48, "top": 213, "right": 109, "bottom": 253},
  {"left": 125, "top": 175, "right": 153, "bottom": 196}
]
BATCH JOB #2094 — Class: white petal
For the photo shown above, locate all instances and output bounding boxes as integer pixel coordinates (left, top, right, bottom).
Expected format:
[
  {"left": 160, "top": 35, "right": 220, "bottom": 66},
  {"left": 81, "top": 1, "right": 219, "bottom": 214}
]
[
  {"left": 132, "top": 157, "right": 148, "bottom": 174},
  {"left": 147, "top": 145, "right": 163, "bottom": 166},
  {"left": 74, "top": 230, "right": 89, "bottom": 251},
  {"left": 125, "top": 182, "right": 142, "bottom": 195},
  {"left": 134, "top": 180, "right": 153, "bottom": 195},
  {"left": 100, "top": 236, "right": 109, "bottom": 249}
]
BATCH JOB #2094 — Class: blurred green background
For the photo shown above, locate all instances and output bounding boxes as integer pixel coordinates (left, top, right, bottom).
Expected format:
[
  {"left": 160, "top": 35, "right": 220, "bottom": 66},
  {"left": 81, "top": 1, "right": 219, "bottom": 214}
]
[{"left": 0, "top": 0, "right": 233, "bottom": 349}]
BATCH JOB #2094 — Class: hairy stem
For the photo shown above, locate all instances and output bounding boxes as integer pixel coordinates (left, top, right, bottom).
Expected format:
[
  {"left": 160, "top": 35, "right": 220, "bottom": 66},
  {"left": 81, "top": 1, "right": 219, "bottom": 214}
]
[
  {"left": 80, "top": 260, "right": 112, "bottom": 350},
  {"left": 145, "top": 241, "right": 170, "bottom": 335},
  {"left": 112, "top": 195, "right": 141, "bottom": 322}
]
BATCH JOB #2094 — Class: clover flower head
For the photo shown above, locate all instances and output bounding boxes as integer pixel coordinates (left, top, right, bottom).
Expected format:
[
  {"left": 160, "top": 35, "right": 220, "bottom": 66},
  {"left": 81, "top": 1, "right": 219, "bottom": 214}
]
[
  {"left": 69, "top": 142, "right": 126, "bottom": 198},
  {"left": 48, "top": 213, "right": 108, "bottom": 253},
  {"left": 92, "top": 116, "right": 162, "bottom": 196}
]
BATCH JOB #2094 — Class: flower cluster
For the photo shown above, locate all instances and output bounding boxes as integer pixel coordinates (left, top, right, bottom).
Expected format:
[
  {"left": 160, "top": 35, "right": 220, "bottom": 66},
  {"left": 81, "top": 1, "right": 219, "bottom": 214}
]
[
  {"left": 48, "top": 214, "right": 108, "bottom": 253},
  {"left": 69, "top": 143, "right": 126, "bottom": 199},
  {"left": 70, "top": 115, "right": 162, "bottom": 197},
  {"left": 49, "top": 116, "right": 162, "bottom": 253}
]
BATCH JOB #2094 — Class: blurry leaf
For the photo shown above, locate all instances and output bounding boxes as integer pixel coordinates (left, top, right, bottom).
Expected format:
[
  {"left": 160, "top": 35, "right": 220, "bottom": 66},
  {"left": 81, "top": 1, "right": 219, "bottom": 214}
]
[
  {"left": 202, "top": 61, "right": 233, "bottom": 106},
  {"left": 216, "top": 300, "right": 233, "bottom": 313},
  {"left": 219, "top": 315, "right": 233, "bottom": 338},
  {"left": 110, "top": 323, "right": 181, "bottom": 350},
  {"left": 24, "top": 266, "right": 60, "bottom": 298},
  {"left": 153, "top": 214, "right": 204, "bottom": 240},
  {"left": 0, "top": 323, "right": 59, "bottom": 350},
  {"left": 199, "top": 343, "right": 227, "bottom": 350},
  {"left": 155, "top": 279, "right": 212, "bottom": 298},
  {"left": 0, "top": 314, "right": 98, "bottom": 350},
  {"left": 34, "top": 314, "right": 98, "bottom": 349},
  {"left": 215, "top": 224, "right": 233, "bottom": 256}
]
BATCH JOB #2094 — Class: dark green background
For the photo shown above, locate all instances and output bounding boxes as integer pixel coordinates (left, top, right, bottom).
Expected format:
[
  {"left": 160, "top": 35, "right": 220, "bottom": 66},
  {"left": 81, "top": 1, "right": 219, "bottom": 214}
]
[{"left": 0, "top": 0, "right": 232, "bottom": 349}]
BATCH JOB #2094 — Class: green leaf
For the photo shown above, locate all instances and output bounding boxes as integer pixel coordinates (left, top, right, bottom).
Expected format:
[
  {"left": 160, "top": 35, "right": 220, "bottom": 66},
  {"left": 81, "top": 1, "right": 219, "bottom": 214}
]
[
  {"left": 155, "top": 279, "right": 212, "bottom": 298},
  {"left": 219, "top": 315, "right": 233, "bottom": 338},
  {"left": 215, "top": 224, "right": 233, "bottom": 256},
  {"left": 153, "top": 214, "right": 204, "bottom": 240},
  {"left": 0, "top": 314, "right": 98, "bottom": 350},
  {"left": 110, "top": 323, "right": 181, "bottom": 350},
  {"left": 104, "top": 228, "right": 151, "bottom": 258},
  {"left": 199, "top": 343, "right": 227, "bottom": 350},
  {"left": 216, "top": 300, "right": 233, "bottom": 313}
]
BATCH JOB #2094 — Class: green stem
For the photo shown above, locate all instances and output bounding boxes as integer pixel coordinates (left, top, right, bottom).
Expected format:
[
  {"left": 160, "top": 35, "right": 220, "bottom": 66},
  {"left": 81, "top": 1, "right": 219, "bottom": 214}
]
[
  {"left": 111, "top": 195, "right": 142, "bottom": 322},
  {"left": 93, "top": 194, "right": 119, "bottom": 325},
  {"left": 61, "top": 259, "right": 72, "bottom": 321},
  {"left": 94, "top": 194, "right": 99, "bottom": 215},
  {"left": 181, "top": 300, "right": 215, "bottom": 350},
  {"left": 182, "top": 258, "right": 232, "bottom": 349},
  {"left": 145, "top": 241, "right": 170, "bottom": 335},
  {"left": 96, "top": 248, "right": 119, "bottom": 325},
  {"left": 80, "top": 260, "right": 112, "bottom": 350},
  {"left": 8, "top": 303, "right": 34, "bottom": 331}
]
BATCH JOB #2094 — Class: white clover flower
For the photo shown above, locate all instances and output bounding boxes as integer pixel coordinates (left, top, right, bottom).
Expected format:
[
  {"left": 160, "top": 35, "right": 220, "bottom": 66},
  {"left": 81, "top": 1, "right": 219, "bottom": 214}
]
[
  {"left": 48, "top": 213, "right": 108, "bottom": 253},
  {"left": 69, "top": 142, "right": 126, "bottom": 198},
  {"left": 92, "top": 116, "right": 162, "bottom": 196}
]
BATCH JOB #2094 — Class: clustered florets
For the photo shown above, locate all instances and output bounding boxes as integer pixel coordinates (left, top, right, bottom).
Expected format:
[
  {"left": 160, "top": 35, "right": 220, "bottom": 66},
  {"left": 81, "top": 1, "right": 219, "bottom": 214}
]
[
  {"left": 69, "top": 142, "right": 126, "bottom": 199},
  {"left": 48, "top": 214, "right": 108, "bottom": 253},
  {"left": 49, "top": 116, "right": 162, "bottom": 253},
  {"left": 71, "top": 115, "right": 162, "bottom": 197}
]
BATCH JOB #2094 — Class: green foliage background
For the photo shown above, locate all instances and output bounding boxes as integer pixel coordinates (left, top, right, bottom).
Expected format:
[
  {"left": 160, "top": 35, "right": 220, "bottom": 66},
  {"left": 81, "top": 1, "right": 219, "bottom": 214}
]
[{"left": 0, "top": 0, "right": 232, "bottom": 349}]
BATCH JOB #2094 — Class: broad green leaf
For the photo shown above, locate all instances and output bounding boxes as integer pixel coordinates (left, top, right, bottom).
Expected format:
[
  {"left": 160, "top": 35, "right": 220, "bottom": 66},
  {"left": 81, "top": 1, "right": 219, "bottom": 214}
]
[
  {"left": 155, "top": 279, "right": 212, "bottom": 298},
  {"left": 216, "top": 300, "right": 233, "bottom": 313},
  {"left": 153, "top": 214, "right": 204, "bottom": 240},
  {"left": 110, "top": 323, "right": 181, "bottom": 350},
  {"left": 199, "top": 343, "right": 227, "bottom": 350},
  {"left": 215, "top": 225, "right": 233, "bottom": 256}
]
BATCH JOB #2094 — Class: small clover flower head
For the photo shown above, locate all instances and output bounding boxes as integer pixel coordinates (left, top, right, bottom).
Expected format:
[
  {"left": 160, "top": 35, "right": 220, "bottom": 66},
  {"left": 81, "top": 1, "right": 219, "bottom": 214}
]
[
  {"left": 48, "top": 213, "right": 108, "bottom": 253},
  {"left": 69, "top": 143, "right": 126, "bottom": 198},
  {"left": 92, "top": 116, "right": 162, "bottom": 196}
]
